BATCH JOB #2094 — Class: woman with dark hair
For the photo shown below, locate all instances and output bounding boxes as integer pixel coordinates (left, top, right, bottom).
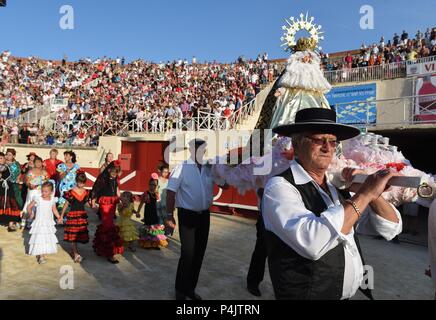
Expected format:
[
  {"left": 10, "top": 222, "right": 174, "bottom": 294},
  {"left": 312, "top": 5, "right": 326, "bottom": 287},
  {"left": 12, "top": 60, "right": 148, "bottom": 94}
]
[
  {"left": 100, "top": 152, "right": 114, "bottom": 173},
  {"left": 91, "top": 160, "right": 124, "bottom": 263},
  {"left": 22, "top": 152, "right": 36, "bottom": 173},
  {"left": 5, "top": 148, "right": 23, "bottom": 210},
  {"left": 20, "top": 152, "right": 37, "bottom": 213},
  {"left": 57, "top": 151, "right": 80, "bottom": 212},
  {"left": 0, "top": 152, "right": 22, "bottom": 232}
]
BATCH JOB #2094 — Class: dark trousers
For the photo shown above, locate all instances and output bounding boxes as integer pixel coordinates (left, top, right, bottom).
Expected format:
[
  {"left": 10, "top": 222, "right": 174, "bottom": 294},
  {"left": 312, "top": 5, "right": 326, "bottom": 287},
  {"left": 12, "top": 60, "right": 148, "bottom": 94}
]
[
  {"left": 247, "top": 215, "right": 268, "bottom": 287},
  {"left": 175, "top": 208, "right": 210, "bottom": 295}
]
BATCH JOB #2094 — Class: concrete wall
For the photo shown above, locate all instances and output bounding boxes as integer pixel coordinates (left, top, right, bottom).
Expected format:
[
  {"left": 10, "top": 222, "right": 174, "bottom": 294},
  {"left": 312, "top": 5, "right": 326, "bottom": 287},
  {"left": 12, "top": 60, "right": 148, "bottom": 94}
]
[
  {"left": 375, "top": 77, "right": 414, "bottom": 125},
  {"left": 3, "top": 135, "right": 122, "bottom": 168}
]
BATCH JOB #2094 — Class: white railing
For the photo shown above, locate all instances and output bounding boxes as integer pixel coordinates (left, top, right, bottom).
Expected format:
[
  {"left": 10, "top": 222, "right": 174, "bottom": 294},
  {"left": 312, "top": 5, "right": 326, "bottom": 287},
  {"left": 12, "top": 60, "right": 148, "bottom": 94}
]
[
  {"left": 47, "top": 97, "right": 261, "bottom": 138},
  {"left": 324, "top": 55, "right": 436, "bottom": 84},
  {"left": 7, "top": 103, "right": 52, "bottom": 125},
  {"left": 6, "top": 97, "right": 69, "bottom": 125},
  {"left": 406, "top": 55, "right": 436, "bottom": 66},
  {"left": 324, "top": 61, "right": 407, "bottom": 84},
  {"left": 50, "top": 98, "right": 69, "bottom": 112},
  {"left": 335, "top": 93, "right": 436, "bottom": 128}
]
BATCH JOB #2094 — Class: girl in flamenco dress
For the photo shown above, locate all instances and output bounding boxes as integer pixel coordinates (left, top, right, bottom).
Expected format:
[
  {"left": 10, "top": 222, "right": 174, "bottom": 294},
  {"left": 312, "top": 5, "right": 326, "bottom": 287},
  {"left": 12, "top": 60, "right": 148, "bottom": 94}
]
[
  {"left": 60, "top": 171, "right": 90, "bottom": 263},
  {"left": 117, "top": 191, "right": 140, "bottom": 252},
  {"left": 27, "top": 181, "right": 62, "bottom": 264},
  {"left": 91, "top": 161, "right": 124, "bottom": 264},
  {"left": 137, "top": 174, "right": 168, "bottom": 250}
]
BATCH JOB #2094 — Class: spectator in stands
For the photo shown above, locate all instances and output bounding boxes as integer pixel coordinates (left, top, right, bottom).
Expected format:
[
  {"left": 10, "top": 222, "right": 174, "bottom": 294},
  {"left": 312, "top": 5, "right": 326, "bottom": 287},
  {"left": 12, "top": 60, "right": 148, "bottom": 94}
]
[
  {"left": 344, "top": 53, "right": 353, "bottom": 69},
  {"left": 425, "top": 28, "right": 432, "bottom": 42},
  {"left": 393, "top": 33, "right": 400, "bottom": 46},
  {"left": 401, "top": 30, "right": 409, "bottom": 45},
  {"left": 10, "top": 123, "right": 19, "bottom": 144},
  {"left": 223, "top": 105, "right": 232, "bottom": 130},
  {"left": 18, "top": 124, "right": 31, "bottom": 144},
  {"left": 46, "top": 131, "right": 55, "bottom": 145}
]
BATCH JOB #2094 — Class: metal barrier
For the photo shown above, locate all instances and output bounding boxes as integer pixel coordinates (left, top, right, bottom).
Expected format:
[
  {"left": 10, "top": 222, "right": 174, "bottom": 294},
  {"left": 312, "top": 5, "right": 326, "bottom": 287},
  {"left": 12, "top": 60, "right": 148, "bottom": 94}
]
[
  {"left": 324, "top": 55, "right": 436, "bottom": 84},
  {"left": 406, "top": 55, "right": 436, "bottom": 66},
  {"left": 47, "top": 96, "right": 260, "bottom": 139},
  {"left": 7, "top": 97, "right": 68, "bottom": 125},
  {"left": 324, "top": 61, "right": 407, "bottom": 84},
  {"left": 7, "top": 103, "right": 52, "bottom": 125}
]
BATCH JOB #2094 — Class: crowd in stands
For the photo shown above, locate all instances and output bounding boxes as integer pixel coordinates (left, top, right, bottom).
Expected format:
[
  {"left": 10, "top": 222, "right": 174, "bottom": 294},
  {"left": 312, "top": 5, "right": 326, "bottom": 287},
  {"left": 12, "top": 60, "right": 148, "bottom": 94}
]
[
  {"left": 0, "top": 50, "right": 280, "bottom": 146},
  {"left": 2, "top": 26, "right": 434, "bottom": 147},
  {"left": 321, "top": 27, "right": 436, "bottom": 71}
]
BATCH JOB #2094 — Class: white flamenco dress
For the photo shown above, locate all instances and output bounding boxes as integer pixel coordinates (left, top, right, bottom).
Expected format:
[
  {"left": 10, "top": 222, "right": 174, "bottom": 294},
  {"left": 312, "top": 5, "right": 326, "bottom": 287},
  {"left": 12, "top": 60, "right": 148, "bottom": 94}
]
[
  {"left": 28, "top": 195, "right": 59, "bottom": 256},
  {"left": 270, "top": 50, "right": 332, "bottom": 129}
]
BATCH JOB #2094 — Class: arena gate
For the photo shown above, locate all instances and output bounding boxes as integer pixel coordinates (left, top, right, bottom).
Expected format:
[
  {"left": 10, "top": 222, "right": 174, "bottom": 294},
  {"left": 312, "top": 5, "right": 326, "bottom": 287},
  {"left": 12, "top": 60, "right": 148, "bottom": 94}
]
[{"left": 83, "top": 140, "right": 259, "bottom": 218}]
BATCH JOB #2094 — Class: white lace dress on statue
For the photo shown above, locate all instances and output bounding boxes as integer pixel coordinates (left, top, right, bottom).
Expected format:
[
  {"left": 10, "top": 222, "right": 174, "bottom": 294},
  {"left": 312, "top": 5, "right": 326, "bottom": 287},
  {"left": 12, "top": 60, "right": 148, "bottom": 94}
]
[
  {"left": 28, "top": 196, "right": 59, "bottom": 256},
  {"left": 270, "top": 50, "right": 332, "bottom": 129}
]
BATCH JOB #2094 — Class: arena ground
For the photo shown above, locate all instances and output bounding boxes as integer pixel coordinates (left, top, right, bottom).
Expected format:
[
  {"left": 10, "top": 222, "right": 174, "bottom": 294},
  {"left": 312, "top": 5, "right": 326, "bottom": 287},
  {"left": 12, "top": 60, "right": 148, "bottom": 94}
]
[{"left": 0, "top": 210, "right": 434, "bottom": 300}]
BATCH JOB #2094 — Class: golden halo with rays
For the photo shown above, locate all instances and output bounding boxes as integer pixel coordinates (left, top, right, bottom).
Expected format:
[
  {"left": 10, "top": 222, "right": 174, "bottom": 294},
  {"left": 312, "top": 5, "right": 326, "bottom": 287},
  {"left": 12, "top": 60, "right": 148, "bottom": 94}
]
[{"left": 280, "top": 12, "right": 324, "bottom": 52}]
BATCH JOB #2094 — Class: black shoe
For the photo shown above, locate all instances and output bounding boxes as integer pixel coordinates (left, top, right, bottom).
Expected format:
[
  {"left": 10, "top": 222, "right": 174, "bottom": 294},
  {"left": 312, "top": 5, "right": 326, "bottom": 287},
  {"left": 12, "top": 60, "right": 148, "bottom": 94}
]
[
  {"left": 247, "top": 285, "right": 261, "bottom": 297},
  {"left": 175, "top": 291, "right": 186, "bottom": 300},
  {"left": 186, "top": 292, "right": 202, "bottom": 300}
]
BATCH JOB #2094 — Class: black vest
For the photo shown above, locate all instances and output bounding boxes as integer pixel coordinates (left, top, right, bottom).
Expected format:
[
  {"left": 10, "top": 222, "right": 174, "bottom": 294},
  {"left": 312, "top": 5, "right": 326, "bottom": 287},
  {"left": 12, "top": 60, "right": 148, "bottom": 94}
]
[{"left": 265, "top": 168, "right": 373, "bottom": 300}]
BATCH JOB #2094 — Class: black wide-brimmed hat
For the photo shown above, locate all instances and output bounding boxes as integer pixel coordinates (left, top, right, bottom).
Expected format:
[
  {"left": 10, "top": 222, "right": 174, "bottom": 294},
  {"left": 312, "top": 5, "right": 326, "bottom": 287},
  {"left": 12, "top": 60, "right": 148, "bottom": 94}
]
[{"left": 273, "top": 108, "right": 361, "bottom": 141}]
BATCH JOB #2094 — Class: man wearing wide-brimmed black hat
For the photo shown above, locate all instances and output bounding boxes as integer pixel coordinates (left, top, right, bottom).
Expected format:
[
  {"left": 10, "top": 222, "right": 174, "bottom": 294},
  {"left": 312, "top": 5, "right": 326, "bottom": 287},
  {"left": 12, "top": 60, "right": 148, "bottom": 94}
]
[{"left": 263, "top": 108, "right": 403, "bottom": 300}]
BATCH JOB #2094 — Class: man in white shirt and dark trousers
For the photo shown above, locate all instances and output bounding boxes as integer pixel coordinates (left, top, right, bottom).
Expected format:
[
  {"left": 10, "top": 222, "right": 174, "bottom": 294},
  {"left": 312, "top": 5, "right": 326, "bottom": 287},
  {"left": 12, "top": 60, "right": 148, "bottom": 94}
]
[
  {"left": 166, "top": 139, "right": 225, "bottom": 300},
  {"left": 263, "top": 108, "right": 402, "bottom": 300}
]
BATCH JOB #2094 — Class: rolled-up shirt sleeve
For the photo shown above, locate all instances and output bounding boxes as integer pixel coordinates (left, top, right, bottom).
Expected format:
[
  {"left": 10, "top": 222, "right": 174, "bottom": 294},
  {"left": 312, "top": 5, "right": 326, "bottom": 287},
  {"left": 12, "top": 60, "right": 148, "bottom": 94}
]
[
  {"left": 356, "top": 204, "right": 402, "bottom": 241},
  {"left": 166, "top": 164, "right": 183, "bottom": 193},
  {"left": 262, "top": 177, "right": 346, "bottom": 261}
]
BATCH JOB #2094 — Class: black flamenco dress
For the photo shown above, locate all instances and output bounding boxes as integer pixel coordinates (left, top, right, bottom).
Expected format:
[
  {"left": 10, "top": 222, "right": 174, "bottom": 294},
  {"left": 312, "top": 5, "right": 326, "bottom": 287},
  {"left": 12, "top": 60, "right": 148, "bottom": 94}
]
[
  {"left": 63, "top": 190, "right": 90, "bottom": 244},
  {"left": 139, "top": 191, "right": 168, "bottom": 249}
]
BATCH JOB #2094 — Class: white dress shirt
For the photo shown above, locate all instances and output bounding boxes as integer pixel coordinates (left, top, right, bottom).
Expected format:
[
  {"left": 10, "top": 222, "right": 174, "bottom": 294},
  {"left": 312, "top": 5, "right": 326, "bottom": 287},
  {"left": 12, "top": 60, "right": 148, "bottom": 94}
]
[
  {"left": 262, "top": 160, "right": 402, "bottom": 299},
  {"left": 167, "top": 159, "right": 214, "bottom": 212}
]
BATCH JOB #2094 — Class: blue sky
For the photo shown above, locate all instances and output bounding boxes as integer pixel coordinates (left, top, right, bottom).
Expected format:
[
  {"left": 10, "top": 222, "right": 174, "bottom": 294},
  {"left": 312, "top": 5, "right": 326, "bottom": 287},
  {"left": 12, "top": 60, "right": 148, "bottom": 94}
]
[{"left": 0, "top": 0, "right": 434, "bottom": 63}]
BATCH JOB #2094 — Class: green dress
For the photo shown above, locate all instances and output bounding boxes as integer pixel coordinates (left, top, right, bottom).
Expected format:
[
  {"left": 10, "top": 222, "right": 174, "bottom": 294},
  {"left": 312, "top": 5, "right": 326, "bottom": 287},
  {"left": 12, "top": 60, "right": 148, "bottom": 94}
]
[{"left": 8, "top": 161, "right": 23, "bottom": 210}]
